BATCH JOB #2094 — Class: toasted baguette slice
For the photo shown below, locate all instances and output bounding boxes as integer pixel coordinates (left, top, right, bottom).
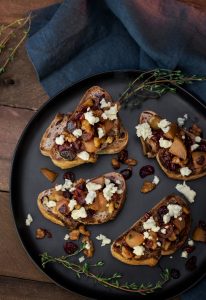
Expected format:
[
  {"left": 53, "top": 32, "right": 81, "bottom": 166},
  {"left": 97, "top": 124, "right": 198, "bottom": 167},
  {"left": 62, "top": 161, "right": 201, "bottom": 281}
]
[
  {"left": 137, "top": 110, "right": 206, "bottom": 180},
  {"left": 111, "top": 195, "right": 191, "bottom": 267},
  {"left": 37, "top": 172, "right": 126, "bottom": 230},
  {"left": 40, "top": 86, "right": 128, "bottom": 169}
]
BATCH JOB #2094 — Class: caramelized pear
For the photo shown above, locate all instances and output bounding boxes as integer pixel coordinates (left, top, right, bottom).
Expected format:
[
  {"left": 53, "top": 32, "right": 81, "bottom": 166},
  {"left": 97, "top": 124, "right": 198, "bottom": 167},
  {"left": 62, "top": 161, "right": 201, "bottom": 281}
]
[
  {"left": 148, "top": 115, "right": 162, "bottom": 130},
  {"left": 125, "top": 230, "right": 144, "bottom": 248},
  {"left": 192, "top": 152, "right": 206, "bottom": 172},
  {"left": 169, "top": 137, "right": 187, "bottom": 160},
  {"left": 164, "top": 123, "right": 178, "bottom": 139}
]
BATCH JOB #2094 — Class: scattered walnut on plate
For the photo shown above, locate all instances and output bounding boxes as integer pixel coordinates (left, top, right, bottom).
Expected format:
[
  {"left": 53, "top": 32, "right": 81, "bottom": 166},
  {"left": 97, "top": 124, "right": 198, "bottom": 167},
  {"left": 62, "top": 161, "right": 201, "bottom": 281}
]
[
  {"left": 140, "top": 181, "right": 156, "bottom": 193},
  {"left": 40, "top": 168, "right": 58, "bottom": 182}
]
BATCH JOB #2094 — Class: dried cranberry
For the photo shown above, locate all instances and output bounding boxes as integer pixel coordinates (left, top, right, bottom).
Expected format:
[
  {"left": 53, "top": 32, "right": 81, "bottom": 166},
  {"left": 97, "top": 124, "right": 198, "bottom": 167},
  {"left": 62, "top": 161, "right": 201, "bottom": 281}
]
[
  {"left": 184, "top": 134, "right": 193, "bottom": 148},
  {"left": 184, "top": 246, "right": 195, "bottom": 254},
  {"left": 76, "top": 181, "right": 86, "bottom": 191},
  {"left": 44, "top": 229, "right": 52, "bottom": 238},
  {"left": 67, "top": 121, "right": 76, "bottom": 132},
  {"left": 63, "top": 171, "right": 75, "bottom": 182},
  {"left": 152, "top": 130, "right": 164, "bottom": 142},
  {"left": 199, "top": 142, "right": 206, "bottom": 152},
  {"left": 196, "top": 155, "right": 205, "bottom": 165},
  {"left": 171, "top": 268, "right": 181, "bottom": 279},
  {"left": 73, "top": 112, "right": 83, "bottom": 121},
  {"left": 60, "top": 149, "right": 76, "bottom": 160},
  {"left": 58, "top": 204, "right": 68, "bottom": 215},
  {"left": 118, "top": 149, "right": 128, "bottom": 163},
  {"left": 64, "top": 242, "right": 78, "bottom": 255},
  {"left": 143, "top": 212, "right": 151, "bottom": 221},
  {"left": 144, "top": 239, "right": 154, "bottom": 249},
  {"left": 120, "top": 168, "right": 132, "bottom": 180},
  {"left": 86, "top": 209, "right": 95, "bottom": 218},
  {"left": 82, "top": 132, "right": 94, "bottom": 141},
  {"left": 158, "top": 206, "right": 169, "bottom": 216},
  {"left": 63, "top": 190, "right": 72, "bottom": 198},
  {"left": 73, "top": 189, "right": 85, "bottom": 205},
  {"left": 73, "top": 140, "right": 82, "bottom": 151},
  {"left": 139, "top": 165, "right": 155, "bottom": 178},
  {"left": 199, "top": 220, "right": 206, "bottom": 231},
  {"left": 185, "top": 256, "right": 197, "bottom": 271}
]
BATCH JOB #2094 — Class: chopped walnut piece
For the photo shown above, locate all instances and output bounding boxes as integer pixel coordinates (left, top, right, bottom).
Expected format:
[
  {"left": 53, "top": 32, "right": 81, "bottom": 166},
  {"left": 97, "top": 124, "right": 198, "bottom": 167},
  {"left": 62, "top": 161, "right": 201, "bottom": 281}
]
[
  {"left": 36, "top": 228, "right": 52, "bottom": 239},
  {"left": 189, "top": 124, "right": 202, "bottom": 137},
  {"left": 82, "top": 236, "right": 94, "bottom": 257},
  {"left": 111, "top": 158, "right": 120, "bottom": 170},
  {"left": 125, "top": 158, "right": 138, "bottom": 166},
  {"left": 193, "top": 226, "right": 206, "bottom": 242},
  {"left": 140, "top": 181, "right": 156, "bottom": 193},
  {"left": 40, "top": 168, "right": 58, "bottom": 182},
  {"left": 69, "top": 229, "right": 80, "bottom": 240},
  {"left": 121, "top": 246, "right": 134, "bottom": 259},
  {"left": 79, "top": 225, "right": 90, "bottom": 237}
]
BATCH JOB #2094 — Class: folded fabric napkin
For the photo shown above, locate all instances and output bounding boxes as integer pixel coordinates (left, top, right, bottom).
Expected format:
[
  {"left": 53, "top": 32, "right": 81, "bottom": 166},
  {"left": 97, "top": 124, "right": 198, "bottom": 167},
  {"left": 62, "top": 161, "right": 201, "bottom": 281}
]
[
  {"left": 27, "top": 0, "right": 206, "bottom": 103},
  {"left": 26, "top": 0, "right": 206, "bottom": 298}
]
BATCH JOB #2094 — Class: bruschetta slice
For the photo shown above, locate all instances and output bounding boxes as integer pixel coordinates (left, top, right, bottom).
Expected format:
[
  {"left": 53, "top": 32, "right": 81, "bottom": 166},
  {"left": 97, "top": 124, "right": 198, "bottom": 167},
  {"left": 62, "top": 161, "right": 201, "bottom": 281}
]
[
  {"left": 136, "top": 111, "right": 206, "bottom": 180},
  {"left": 111, "top": 195, "right": 190, "bottom": 266},
  {"left": 37, "top": 172, "right": 126, "bottom": 230},
  {"left": 40, "top": 86, "right": 128, "bottom": 169}
]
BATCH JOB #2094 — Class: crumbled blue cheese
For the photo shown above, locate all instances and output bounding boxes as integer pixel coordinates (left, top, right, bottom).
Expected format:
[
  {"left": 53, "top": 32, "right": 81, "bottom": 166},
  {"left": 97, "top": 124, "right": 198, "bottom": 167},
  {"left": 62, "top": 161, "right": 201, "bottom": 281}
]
[
  {"left": 158, "top": 119, "right": 171, "bottom": 133},
  {"left": 79, "top": 256, "right": 85, "bottom": 263},
  {"left": 97, "top": 127, "right": 105, "bottom": 138},
  {"left": 55, "top": 134, "right": 65, "bottom": 145},
  {"left": 175, "top": 181, "right": 196, "bottom": 203},
  {"left": 133, "top": 245, "right": 145, "bottom": 256},
  {"left": 103, "top": 178, "right": 118, "bottom": 201},
  {"left": 143, "top": 217, "right": 160, "bottom": 232},
  {"left": 85, "top": 190, "right": 96, "bottom": 204},
  {"left": 63, "top": 179, "right": 73, "bottom": 190},
  {"left": 143, "top": 231, "right": 150, "bottom": 239},
  {"left": 64, "top": 234, "right": 70, "bottom": 240},
  {"left": 77, "top": 151, "right": 90, "bottom": 161},
  {"left": 68, "top": 199, "right": 77, "bottom": 211},
  {"left": 157, "top": 241, "right": 161, "bottom": 247},
  {"left": 71, "top": 207, "right": 87, "bottom": 220},
  {"left": 181, "top": 251, "right": 188, "bottom": 259},
  {"left": 96, "top": 234, "right": 111, "bottom": 246},
  {"left": 72, "top": 129, "right": 82, "bottom": 138},
  {"left": 100, "top": 98, "right": 111, "bottom": 108},
  {"left": 163, "top": 204, "right": 182, "bottom": 224},
  {"left": 180, "top": 167, "right": 192, "bottom": 177},
  {"left": 84, "top": 110, "right": 99, "bottom": 125},
  {"left": 135, "top": 122, "right": 153, "bottom": 140},
  {"left": 195, "top": 136, "right": 201, "bottom": 143},
  {"left": 85, "top": 241, "right": 91, "bottom": 250},
  {"left": 188, "top": 239, "right": 194, "bottom": 246},
  {"left": 86, "top": 182, "right": 102, "bottom": 191},
  {"left": 161, "top": 228, "right": 166, "bottom": 234},
  {"left": 25, "top": 214, "right": 33, "bottom": 226},
  {"left": 46, "top": 200, "right": 56, "bottom": 208},
  {"left": 191, "top": 144, "right": 199, "bottom": 151},
  {"left": 55, "top": 184, "right": 64, "bottom": 191},
  {"left": 152, "top": 175, "right": 160, "bottom": 185},
  {"left": 102, "top": 104, "right": 118, "bottom": 120},
  {"left": 159, "top": 137, "right": 172, "bottom": 148},
  {"left": 177, "top": 114, "right": 188, "bottom": 127}
]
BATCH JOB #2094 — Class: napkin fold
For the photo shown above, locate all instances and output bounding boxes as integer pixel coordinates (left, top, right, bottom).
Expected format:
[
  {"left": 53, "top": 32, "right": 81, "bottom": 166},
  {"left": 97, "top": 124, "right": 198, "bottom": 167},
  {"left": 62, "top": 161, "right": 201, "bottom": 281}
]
[{"left": 27, "top": 0, "right": 206, "bottom": 103}]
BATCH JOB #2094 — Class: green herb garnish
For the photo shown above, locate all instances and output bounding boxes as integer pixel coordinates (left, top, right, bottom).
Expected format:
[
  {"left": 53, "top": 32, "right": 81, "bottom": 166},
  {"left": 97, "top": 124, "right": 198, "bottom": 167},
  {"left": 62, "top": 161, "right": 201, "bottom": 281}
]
[
  {"left": 40, "top": 252, "right": 170, "bottom": 295},
  {"left": 119, "top": 69, "right": 206, "bottom": 108}
]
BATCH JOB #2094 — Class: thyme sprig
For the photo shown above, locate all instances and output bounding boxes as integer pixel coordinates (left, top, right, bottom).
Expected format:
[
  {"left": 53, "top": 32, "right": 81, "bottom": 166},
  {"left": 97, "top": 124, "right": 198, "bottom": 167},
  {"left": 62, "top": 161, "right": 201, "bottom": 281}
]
[
  {"left": 119, "top": 69, "right": 206, "bottom": 108},
  {"left": 0, "top": 15, "right": 31, "bottom": 75},
  {"left": 40, "top": 252, "right": 170, "bottom": 295}
]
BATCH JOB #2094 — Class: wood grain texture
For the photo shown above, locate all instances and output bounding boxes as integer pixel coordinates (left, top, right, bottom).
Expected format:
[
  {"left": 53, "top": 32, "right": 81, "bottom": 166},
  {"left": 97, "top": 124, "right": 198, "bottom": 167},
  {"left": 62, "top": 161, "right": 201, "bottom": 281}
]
[
  {"left": 0, "top": 192, "right": 49, "bottom": 282},
  {"left": 0, "top": 106, "right": 34, "bottom": 191},
  {"left": 0, "top": 276, "right": 89, "bottom": 300}
]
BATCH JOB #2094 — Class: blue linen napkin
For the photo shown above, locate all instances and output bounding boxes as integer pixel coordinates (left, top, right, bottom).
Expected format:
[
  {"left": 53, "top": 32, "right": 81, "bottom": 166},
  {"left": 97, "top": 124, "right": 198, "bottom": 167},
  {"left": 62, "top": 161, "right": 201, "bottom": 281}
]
[
  {"left": 26, "top": 1, "right": 206, "bottom": 298},
  {"left": 26, "top": 0, "right": 206, "bottom": 104}
]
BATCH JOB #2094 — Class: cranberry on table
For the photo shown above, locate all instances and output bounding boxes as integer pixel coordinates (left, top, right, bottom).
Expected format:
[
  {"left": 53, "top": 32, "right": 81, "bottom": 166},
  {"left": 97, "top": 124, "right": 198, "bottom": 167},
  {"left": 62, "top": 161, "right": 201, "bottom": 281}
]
[
  {"left": 139, "top": 165, "right": 155, "bottom": 178},
  {"left": 63, "top": 171, "right": 76, "bottom": 182},
  {"left": 185, "top": 256, "right": 197, "bottom": 271},
  {"left": 120, "top": 168, "right": 132, "bottom": 180},
  {"left": 64, "top": 242, "right": 78, "bottom": 255},
  {"left": 184, "top": 246, "right": 195, "bottom": 254},
  {"left": 118, "top": 149, "right": 128, "bottom": 163},
  {"left": 171, "top": 268, "right": 181, "bottom": 279}
]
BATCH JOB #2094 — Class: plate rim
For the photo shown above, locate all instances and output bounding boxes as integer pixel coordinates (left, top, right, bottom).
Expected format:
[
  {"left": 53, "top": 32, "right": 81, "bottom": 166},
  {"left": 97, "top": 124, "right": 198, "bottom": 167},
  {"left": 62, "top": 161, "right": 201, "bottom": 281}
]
[{"left": 9, "top": 69, "right": 206, "bottom": 300}]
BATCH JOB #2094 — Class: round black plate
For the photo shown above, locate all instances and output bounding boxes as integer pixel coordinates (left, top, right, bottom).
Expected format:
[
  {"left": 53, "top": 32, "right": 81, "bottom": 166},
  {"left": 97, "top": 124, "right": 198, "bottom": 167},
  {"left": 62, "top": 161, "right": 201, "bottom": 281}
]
[{"left": 11, "top": 71, "right": 206, "bottom": 300}]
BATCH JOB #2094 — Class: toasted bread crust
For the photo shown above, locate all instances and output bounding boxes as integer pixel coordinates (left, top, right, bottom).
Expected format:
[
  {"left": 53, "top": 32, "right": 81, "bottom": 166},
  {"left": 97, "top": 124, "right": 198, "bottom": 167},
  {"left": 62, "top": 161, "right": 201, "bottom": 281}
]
[
  {"left": 40, "top": 86, "right": 128, "bottom": 169},
  {"left": 138, "top": 110, "right": 206, "bottom": 180},
  {"left": 37, "top": 172, "right": 126, "bottom": 229},
  {"left": 111, "top": 195, "right": 191, "bottom": 266}
]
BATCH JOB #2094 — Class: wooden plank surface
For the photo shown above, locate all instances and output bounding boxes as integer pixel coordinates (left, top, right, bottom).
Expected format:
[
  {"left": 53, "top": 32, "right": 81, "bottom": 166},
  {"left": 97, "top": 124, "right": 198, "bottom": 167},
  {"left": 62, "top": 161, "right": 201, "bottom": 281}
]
[
  {"left": 0, "top": 106, "right": 34, "bottom": 192},
  {"left": 0, "top": 276, "right": 89, "bottom": 300}
]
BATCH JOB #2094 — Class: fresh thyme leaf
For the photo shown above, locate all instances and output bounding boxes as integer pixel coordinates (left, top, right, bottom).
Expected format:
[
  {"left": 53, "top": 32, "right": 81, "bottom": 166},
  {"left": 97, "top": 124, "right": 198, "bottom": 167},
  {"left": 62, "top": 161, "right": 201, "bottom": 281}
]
[
  {"left": 119, "top": 69, "right": 206, "bottom": 108},
  {"left": 40, "top": 252, "right": 171, "bottom": 295}
]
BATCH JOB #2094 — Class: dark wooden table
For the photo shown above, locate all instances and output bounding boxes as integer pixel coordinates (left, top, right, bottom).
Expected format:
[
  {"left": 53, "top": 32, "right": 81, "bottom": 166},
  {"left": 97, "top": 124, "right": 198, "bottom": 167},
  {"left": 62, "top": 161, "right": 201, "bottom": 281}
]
[{"left": 3, "top": 0, "right": 204, "bottom": 298}]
